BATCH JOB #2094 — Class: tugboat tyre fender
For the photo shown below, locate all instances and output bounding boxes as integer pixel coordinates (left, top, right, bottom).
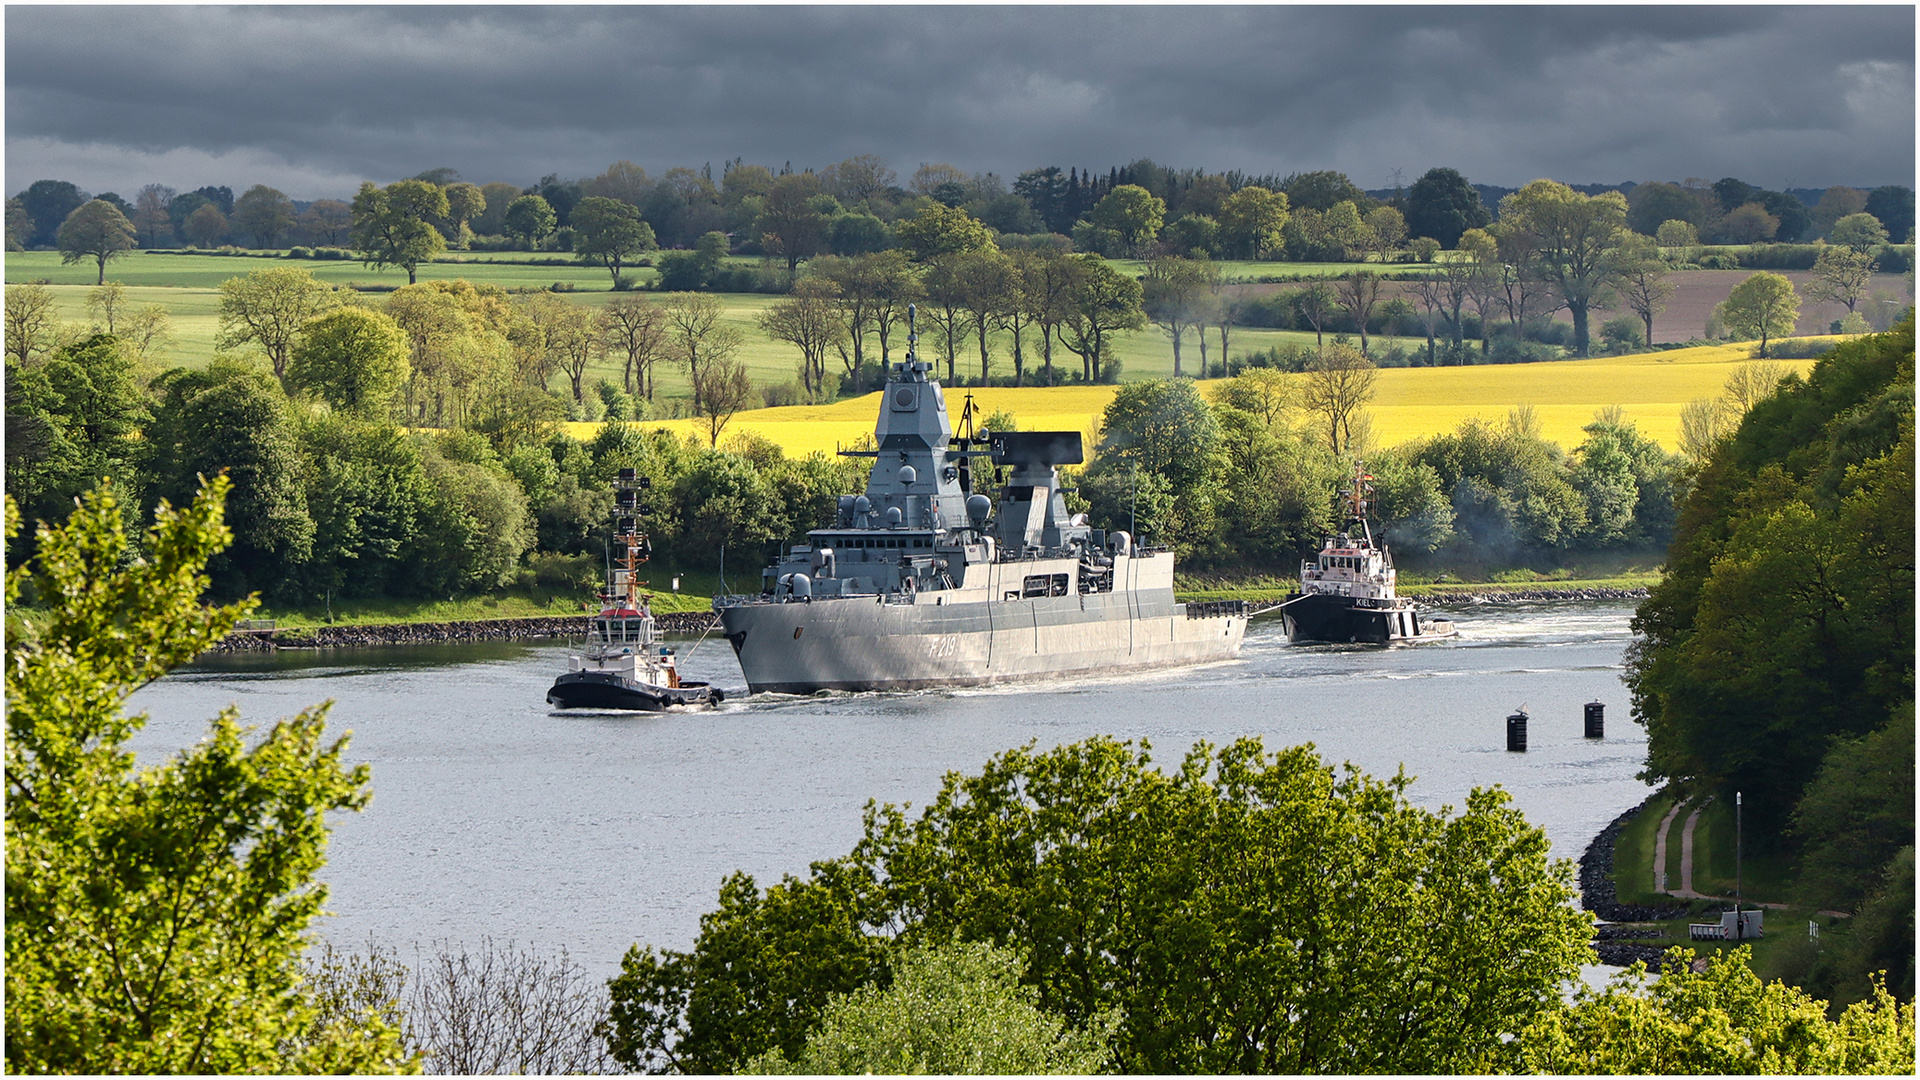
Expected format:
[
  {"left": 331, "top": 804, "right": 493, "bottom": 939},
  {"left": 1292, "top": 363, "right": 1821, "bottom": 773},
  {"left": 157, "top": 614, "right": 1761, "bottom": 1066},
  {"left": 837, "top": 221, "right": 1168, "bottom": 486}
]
[{"left": 711, "top": 687, "right": 726, "bottom": 704}]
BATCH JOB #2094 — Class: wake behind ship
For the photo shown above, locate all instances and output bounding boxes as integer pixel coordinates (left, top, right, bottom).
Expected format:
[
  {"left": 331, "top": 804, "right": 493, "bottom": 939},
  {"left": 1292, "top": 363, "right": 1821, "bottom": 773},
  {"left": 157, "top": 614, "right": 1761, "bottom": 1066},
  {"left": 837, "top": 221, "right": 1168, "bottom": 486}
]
[{"left": 713, "top": 309, "right": 1247, "bottom": 694}]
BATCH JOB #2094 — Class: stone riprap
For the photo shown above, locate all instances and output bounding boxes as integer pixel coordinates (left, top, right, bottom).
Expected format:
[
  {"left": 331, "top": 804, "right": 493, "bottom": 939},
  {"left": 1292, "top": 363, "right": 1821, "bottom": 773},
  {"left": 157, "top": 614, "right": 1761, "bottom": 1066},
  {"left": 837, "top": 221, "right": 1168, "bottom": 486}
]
[{"left": 211, "top": 611, "right": 720, "bottom": 652}]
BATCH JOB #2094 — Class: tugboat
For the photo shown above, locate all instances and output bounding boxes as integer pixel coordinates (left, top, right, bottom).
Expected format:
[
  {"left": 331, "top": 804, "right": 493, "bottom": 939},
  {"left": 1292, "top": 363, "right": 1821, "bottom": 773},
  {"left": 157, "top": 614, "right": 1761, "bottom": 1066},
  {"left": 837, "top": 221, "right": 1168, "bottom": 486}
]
[
  {"left": 712, "top": 306, "right": 1247, "bottom": 694},
  {"left": 547, "top": 470, "right": 724, "bottom": 710},
  {"left": 1278, "top": 464, "right": 1456, "bottom": 645}
]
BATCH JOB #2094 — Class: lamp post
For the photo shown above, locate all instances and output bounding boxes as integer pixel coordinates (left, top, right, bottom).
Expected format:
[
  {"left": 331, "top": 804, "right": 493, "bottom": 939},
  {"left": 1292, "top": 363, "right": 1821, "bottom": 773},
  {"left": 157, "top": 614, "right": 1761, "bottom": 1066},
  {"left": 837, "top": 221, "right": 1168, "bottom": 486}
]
[{"left": 1735, "top": 790, "right": 1743, "bottom": 939}]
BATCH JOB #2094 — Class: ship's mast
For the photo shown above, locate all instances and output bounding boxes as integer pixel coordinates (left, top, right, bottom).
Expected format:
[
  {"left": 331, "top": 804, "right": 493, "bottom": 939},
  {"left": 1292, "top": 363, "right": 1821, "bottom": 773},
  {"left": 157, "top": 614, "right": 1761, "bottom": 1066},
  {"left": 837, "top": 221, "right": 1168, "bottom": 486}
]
[
  {"left": 610, "top": 469, "right": 653, "bottom": 610},
  {"left": 1343, "top": 461, "right": 1376, "bottom": 547}
]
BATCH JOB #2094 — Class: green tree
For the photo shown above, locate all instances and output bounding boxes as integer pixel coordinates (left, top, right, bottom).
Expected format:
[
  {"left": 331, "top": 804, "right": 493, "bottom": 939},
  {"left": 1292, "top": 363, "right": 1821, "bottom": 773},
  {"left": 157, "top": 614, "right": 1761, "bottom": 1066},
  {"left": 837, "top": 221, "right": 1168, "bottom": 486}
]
[
  {"left": 411, "top": 433, "right": 535, "bottom": 591},
  {"left": 1056, "top": 255, "right": 1145, "bottom": 383},
  {"left": 571, "top": 195, "right": 656, "bottom": 285},
  {"left": 954, "top": 244, "right": 1015, "bottom": 385},
  {"left": 182, "top": 202, "right": 227, "bottom": 248},
  {"left": 1829, "top": 211, "right": 1890, "bottom": 254},
  {"left": 441, "top": 181, "right": 486, "bottom": 247},
  {"left": 894, "top": 202, "right": 994, "bottom": 263},
  {"left": 1613, "top": 232, "right": 1675, "bottom": 348},
  {"left": 6, "top": 196, "right": 33, "bottom": 250},
  {"left": 4, "top": 480, "right": 415, "bottom": 1074},
  {"left": 144, "top": 360, "right": 317, "bottom": 598},
  {"left": 690, "top": 354, "right": 753, "bottom": 447},
  {"left": 56, "top": 199, "right": 137, "bottom": 284},
  {"left": 1806, "top": 246, "right": 1878, "bottom": 315},
  {"left": 1716, "top": 271, "right": 1801, "bottom": 357},
  {"left": 231, "top": 184, "right": 296, "bottom": 247},
  {"left": 1087, "top": 184, "right": 1165, "bottom": 256},
  {"left": 351, "top": 180, "right": 449, "bottom": 284},
  {"left": 1301, "top": 342, "right": 1376, "bottom": 456},
  {"left": 1217, "top": 185, "right": 1289, "bottom": 259},
  {"left": 757, "top": 173, "right": 831, "bottom": 274},
  {"left": 1334, "top": 270, "right": 1385, "bottom": 356},
  {"left": 5, "top": 280, "right": 61, "bottom": 366},
  {"left": 662, "top": 291, "right": 746, "bottom": 416},
  {"left": 744, "top": 941, "right": 1115, "bottom": 1075},
  {"left": 607, "top": 737, "right": 1595, "bottom": 1075},
  {"left": 598, "top": 293, "right": 670, "bottom": 399},
  {"left": 1517, "top": 947, "right": 1914, "bottom": 1074},
  {"left": 1404, "top": 167, "right": 1490, "bottom": 250},
  {"left": 5, "top": 334, "right": 150, "bottom": 551},
  {"left": 759, "top": 278, "right": 847, "bottom": 402},
  {"left": 1142, "top": 256, "right": 1217, "bottom": 378},
  {"left": 215, "top": 265, "right": 341, "bottom": 383},
  {"left": 1498, "top": 180, "right": 1631, "bottom": 356},
  {"left": 18, "top": 178, "right": 87, "bottom": 248},
  {"left": 1655, "top": 218, "right": 1700, "bottom": 251},
  {"left": 289, "top": 307, "right": 412, "bottom": 418}
]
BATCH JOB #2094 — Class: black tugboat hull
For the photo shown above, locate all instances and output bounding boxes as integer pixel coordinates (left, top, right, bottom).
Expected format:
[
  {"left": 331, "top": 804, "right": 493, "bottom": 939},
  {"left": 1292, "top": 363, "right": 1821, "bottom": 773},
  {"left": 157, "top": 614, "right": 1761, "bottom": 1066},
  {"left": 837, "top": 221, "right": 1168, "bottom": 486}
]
[
  {"left": 546, "top": 671, "right": 723, "bottom": 711},
  {"left": 1279, "top": 593, "right": 1443, "bottom": 644}
]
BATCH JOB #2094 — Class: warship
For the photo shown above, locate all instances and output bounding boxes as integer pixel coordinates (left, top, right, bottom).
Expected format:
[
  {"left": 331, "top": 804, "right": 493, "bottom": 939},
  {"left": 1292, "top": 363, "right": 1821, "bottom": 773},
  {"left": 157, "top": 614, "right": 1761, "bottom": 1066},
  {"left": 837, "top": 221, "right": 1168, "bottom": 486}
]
[
  {"left": 547, "top": 470, "right": 724, "bottom": 710},
  {"left": 1277, "top": 464, "right": 1456, "bottom": 645},
  {"left": 713, "top": 309, "right": 1248, "bottom": 694}
]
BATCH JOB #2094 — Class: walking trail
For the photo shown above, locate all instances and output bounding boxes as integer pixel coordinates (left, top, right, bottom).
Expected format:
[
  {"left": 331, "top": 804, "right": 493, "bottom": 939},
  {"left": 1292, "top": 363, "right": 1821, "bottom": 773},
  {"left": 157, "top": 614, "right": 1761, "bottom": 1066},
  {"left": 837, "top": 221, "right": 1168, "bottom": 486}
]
[{"left": 1653, "top": 795, "right": 1837, "bottom": 914}]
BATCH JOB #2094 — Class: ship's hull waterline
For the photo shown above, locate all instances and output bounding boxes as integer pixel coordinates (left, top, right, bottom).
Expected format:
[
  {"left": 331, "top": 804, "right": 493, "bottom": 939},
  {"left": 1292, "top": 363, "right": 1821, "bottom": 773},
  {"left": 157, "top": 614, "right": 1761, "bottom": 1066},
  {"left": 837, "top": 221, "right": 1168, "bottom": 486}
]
[
  {"left": 1279, "top": 592, "right": 1455, "bottom": 645},
  {"left": 721, "top": 590, "right": 1247, "bottom": 694}
]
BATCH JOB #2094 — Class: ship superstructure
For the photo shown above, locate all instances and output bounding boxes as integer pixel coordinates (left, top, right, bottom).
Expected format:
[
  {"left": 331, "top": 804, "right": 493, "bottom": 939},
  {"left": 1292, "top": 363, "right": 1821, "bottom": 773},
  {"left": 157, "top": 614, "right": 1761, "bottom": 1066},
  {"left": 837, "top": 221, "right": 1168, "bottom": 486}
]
[{"left": 713, "top": 308, "right": 1246, "bottom": 694}]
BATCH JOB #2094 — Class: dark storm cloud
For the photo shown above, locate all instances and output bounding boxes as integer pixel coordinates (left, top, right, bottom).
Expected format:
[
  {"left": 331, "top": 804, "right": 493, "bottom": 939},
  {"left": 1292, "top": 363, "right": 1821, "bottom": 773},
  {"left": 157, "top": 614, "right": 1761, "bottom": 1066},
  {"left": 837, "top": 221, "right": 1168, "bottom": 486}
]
[{"left": 7, "top": 6, "right": 1913, "bottom": 200}]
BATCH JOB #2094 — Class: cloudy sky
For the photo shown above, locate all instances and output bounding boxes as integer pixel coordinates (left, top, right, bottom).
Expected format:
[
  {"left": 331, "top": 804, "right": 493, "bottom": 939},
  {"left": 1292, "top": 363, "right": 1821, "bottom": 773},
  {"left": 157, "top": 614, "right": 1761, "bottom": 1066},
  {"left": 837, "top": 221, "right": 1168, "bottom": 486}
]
[{"left": 7, "top": 5, "right": 1914, "bottom": 201}]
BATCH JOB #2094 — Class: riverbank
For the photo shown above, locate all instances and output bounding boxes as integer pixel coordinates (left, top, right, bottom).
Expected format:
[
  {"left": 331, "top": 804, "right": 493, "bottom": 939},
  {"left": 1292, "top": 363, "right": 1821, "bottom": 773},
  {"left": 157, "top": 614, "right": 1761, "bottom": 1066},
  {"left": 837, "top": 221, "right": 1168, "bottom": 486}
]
[
  {"left": 210, "top": 611, "right": 720, "bottom": 652},
  {"left": 207, "top": 586, "right": 1647, "bottom": 652},
  {"left": 1578, "top": 795, "right": 1690, "bottom": 968}
]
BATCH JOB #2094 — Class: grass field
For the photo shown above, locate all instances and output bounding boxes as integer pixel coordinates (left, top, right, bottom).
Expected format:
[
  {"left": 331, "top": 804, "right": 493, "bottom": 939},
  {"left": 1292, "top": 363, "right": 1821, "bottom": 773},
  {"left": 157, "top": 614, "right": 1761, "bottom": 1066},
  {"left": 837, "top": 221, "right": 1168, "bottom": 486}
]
[{"left": 592, "top": 341, "right": 1816, "bottom": 455}]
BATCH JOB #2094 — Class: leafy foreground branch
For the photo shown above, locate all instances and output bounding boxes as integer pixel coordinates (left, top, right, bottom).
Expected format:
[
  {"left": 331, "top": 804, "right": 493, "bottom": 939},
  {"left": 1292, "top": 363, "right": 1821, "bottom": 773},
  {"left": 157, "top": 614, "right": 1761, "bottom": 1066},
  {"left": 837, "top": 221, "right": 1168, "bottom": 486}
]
[{"left": 4, "top": 479, "right": 415, "bottom": 1073}]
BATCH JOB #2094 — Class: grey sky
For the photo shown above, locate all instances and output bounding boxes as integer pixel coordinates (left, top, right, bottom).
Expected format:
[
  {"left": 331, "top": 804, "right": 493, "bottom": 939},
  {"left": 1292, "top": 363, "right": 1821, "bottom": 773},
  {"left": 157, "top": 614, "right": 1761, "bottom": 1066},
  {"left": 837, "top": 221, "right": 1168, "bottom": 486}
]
[{"left": 7, "top": 5, "right": 1914, "bottom": 201}]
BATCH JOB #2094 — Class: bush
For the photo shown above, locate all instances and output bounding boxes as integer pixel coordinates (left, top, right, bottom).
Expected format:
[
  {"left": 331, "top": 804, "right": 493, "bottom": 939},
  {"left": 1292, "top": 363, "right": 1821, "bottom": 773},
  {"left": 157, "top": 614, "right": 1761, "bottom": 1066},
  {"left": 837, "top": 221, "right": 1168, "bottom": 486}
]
[
  {"left": 1874, "top": 244, "right": 1912, "bottom": 274},
  {"left": 1600, "top": 315, "right": 1645, "bottom": 354},
  {"left": 1488, "top": 337, "right": 1561, "bottom": 364},
  {"left": 1760, "top": 337, "right": 1839, "bottom": 360},
  {"left": 610, "top": 273, "right": 636, "bottom": 292},
  {"left": 287, "top": 246, "right": 311, "bottom": 259},
  {"left": 759, "top": 380, "right": 809, "bottom": 408},
  {"left": 1735, "top": 243, "right": 1824, "bottom": 270},
  {"left": 1698, "top": 253, "right": 1741, "bottom": 270}
]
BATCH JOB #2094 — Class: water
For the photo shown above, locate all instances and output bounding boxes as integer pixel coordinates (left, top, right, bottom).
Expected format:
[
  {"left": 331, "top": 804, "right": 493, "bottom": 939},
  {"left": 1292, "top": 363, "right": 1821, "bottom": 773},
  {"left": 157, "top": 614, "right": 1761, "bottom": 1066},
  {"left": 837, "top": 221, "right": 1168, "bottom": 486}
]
[{"left": 127, "top": 600, "right": 1650, "bottom": 980}]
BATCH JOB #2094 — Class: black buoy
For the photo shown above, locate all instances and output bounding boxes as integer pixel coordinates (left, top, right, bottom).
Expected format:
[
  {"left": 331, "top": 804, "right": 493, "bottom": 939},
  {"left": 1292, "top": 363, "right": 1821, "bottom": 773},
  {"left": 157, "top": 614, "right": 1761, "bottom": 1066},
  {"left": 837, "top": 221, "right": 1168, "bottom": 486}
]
[
  {"left": 1506, "top": 709, "right": 1529, "bottom": 752},
  {"left": 1585, "top": 700, "right": 1605, "bottom": 739}
]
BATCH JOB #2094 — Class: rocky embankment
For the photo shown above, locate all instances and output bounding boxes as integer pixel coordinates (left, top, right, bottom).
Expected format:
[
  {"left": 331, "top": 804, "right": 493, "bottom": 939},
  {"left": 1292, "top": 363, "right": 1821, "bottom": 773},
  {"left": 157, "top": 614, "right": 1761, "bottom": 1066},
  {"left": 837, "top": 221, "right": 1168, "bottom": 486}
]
[
  {"left": 1580, "top": 797, "right": 1690, "bottom": 967},
  {"left": 1416, "top": 587, "right": 1649, "bottom": 605},
  {"left": 211, "top": 611, "right": 720, "bottom": 651}
]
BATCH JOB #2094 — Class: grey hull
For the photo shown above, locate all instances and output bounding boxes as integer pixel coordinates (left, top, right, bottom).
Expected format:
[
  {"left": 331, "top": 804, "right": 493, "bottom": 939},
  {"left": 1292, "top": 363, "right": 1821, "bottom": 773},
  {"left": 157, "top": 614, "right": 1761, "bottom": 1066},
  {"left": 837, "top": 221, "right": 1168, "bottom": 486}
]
[{"left": 719, "top": 591, "right": 1247, "bottom": 694}]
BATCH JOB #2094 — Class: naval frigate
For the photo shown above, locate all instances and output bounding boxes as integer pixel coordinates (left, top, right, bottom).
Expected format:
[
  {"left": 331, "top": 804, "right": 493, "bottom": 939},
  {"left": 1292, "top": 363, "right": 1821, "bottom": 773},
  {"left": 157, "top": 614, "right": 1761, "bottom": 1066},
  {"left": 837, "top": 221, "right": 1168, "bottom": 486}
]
[{"left": 713, "top": 311, "right": 1247, "bottom": 694}]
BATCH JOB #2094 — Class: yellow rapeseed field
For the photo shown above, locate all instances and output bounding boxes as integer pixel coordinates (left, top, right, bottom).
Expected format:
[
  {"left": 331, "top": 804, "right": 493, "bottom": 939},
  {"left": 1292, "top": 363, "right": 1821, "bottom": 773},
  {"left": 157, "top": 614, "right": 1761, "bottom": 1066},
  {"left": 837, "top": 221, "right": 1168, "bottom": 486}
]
[{"left": 570, "top": 341, "right": 1818, "bottom": 456}]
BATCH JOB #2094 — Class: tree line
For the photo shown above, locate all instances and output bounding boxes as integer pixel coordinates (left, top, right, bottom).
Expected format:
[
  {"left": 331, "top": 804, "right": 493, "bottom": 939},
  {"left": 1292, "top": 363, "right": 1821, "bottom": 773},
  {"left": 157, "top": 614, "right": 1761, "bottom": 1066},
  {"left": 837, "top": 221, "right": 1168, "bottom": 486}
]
[
  {"left": 1626, "top": 317, "right": 1914, "bottom": 1010},
  {"left": 12, "top": 160, "right": 1910, "bottom": 296}
]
